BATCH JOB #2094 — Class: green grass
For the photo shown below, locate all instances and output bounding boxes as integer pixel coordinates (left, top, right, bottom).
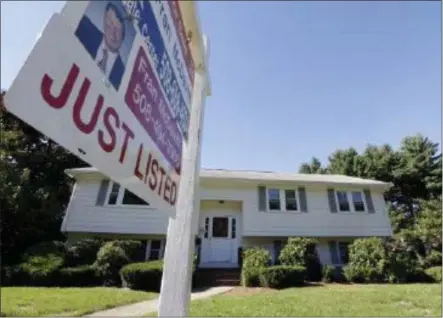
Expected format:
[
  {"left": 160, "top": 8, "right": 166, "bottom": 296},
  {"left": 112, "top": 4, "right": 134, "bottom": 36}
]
[
  {"left": 1, "top": 287, "right": 158, "bottom": 317},
  {"left": 147, "top": 284, "right": 442, "bottom": 317}
]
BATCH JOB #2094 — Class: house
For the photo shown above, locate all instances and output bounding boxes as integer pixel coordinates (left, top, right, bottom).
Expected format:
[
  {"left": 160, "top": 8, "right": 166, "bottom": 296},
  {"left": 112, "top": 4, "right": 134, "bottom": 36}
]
[{"left": 61, "top": 167, "right": 393, "bottom": 269}]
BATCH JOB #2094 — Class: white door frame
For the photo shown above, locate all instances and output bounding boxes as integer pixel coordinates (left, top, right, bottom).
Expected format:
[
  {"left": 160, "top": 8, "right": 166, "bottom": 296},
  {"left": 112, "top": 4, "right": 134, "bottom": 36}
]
[{"left": 199, "top": 212, "right": 240, "bottom": 268}]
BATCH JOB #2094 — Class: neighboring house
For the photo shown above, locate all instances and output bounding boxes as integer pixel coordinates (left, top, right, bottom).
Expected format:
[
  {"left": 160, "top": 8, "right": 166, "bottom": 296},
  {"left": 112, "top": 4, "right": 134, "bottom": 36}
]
[{"left": 62, "top": 167, "right": 393, "bottom": 269}]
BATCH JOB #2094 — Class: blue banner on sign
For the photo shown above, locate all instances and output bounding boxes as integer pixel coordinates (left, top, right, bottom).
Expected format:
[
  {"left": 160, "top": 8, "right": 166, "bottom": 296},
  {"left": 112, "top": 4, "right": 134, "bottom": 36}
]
[{"left": 124, "top": 0, "right": 190, "bottom": 140}]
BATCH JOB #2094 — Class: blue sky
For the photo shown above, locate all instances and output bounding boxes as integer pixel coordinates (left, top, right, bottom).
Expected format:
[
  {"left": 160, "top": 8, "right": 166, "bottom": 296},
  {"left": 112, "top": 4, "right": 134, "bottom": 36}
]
[{"left": 1, "top": 1, "right": 441, "bottom": 172}]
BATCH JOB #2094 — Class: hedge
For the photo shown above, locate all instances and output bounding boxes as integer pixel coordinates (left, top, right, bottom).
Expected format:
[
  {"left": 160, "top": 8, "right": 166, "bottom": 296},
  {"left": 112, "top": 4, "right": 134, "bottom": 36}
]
[
  {"left": 241, "top": 248, "right": 271, "bottom": 287},
  {"left": 120, "top": 260, "right": 164, "bottom": 291},
  {"left": 14, "top": 254, "right": 64, "bottom": 286},
  {"left": 259, "top": 265, "right": 306, "bottom": 289},
  {"left": 94, "top": 243, "right": 130, "bottom": 286},
  {"left": 65, "top": 238, "right": 104, "bottom": 267},
  {"left": 425, "top": 266, "right": 442, "bottom": 283},
  {"left": 58, "top": 265, "right": 102, "bottom": 287}
]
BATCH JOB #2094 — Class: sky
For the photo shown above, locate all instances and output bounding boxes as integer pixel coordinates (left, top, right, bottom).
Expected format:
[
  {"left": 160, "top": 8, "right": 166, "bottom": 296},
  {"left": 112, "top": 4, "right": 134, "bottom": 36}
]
[{"left": 1, "top": 1, "right": 441, "bottom": 173}]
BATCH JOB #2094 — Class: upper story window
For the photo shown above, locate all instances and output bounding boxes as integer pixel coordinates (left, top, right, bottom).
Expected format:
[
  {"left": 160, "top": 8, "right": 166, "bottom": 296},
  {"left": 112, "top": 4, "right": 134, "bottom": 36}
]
[
  {"left": 267, "top": 188, "right": 300, "bottom": 212},
  {"left": 335, "top": 190, "right": 366, "bottom": 213},
  {"left": 106, "top": 182, "right": 150, "bottom": 206}
]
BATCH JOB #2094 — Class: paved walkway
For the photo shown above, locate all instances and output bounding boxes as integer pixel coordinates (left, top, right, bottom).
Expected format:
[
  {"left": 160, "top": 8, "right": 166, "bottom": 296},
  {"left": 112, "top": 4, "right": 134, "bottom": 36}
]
[{"left": 86, "top": 286, "right": 233, "bottom": 317}]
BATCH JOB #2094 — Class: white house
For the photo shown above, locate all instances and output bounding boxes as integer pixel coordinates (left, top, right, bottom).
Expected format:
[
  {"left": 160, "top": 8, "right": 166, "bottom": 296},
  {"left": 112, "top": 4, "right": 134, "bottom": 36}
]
[{"left": 61, "top": 167, "right": 393, "bottom": 269}]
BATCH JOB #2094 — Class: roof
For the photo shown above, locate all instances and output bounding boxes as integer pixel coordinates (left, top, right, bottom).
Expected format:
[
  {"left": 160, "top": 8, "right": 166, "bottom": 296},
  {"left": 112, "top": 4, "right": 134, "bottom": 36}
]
[{"left": 65, "top": 167, "right": 391, "bottom": 189}]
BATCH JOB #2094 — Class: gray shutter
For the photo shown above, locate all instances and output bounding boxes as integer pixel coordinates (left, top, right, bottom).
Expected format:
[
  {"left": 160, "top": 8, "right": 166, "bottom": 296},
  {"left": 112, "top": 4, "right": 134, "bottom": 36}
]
[
  {"left": 327, "top": 188, "right": 337, "bottom": 213},
  {"left": 96, "top": 179, "right": 110, "bottom": 206},
  {"left": 328, "top": 240, "right": 339, "bottom": 265},
  {"left": 258, "top": 186, "right": 266, "bottom": 211},
  {"left": 364, "top": 189, "right": 375, "bottom": 213},
  {"left": 298, "top": 186, "right": 308, "bottom": 212}
]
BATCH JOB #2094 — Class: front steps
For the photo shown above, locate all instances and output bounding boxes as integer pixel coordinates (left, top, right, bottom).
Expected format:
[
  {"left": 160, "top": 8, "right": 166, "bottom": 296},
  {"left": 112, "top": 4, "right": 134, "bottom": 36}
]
[{"left": 194, "top": 268, "right": 241, "bottom": 287}]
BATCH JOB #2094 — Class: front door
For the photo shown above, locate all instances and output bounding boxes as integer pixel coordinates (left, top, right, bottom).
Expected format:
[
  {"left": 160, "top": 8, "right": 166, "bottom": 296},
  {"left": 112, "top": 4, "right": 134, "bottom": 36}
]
[{"left": 201, "top": 216, "right": 238, "bottom": 265}]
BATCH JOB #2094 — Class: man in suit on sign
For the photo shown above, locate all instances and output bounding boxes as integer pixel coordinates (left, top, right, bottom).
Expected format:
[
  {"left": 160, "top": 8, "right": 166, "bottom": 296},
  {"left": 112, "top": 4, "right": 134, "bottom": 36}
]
[{"left": 75, "top": 2, "right": 127, "bottom": 91}]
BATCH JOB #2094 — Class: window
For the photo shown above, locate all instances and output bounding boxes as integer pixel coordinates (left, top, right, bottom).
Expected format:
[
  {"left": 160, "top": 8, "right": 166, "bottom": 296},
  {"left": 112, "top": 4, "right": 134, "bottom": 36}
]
[
  {"left": 212, "top": 217, "right": 229, "bottom": 238},
  {"left": 231, "top": 218, "right": 236, "bottom": 239},
  {"left": 268, "top": 188, "right": 281, "bottom": 211},
  {"left": 122, "top": 190, "right": 149, "bottom": 205},
  {"left": 107, "top": 182, "right": 120, "bottom": 205},
  {"left": 285, "top": 190, "right": 298, "bottom": 211},
  {"left": 148, "top": 240, "right": 162, "bottom": 260},
  {"left": 351, "top": 191, "right": 365, "bottom": 212},
  {"left": 336, "top": 191, "right": 350, "bottom": 212},
  {"left": 106, "top": 181, "right": 150, "bottom": 206},
  {"left": 338, "top": 242, "right": 350, "bottom": 264}
]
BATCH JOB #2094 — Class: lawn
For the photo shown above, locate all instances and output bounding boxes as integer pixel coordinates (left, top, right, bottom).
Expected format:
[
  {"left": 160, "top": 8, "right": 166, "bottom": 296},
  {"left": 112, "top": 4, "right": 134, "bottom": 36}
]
[
  {"left": 147, "top": 284, "right": 442, "bottom": 317},
  {"left": 1, "top": 287, "right": 158, "bottom": 317}
]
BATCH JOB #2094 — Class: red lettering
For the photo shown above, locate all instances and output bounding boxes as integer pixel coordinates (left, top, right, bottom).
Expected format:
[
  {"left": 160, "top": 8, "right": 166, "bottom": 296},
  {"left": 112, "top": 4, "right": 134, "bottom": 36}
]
[
  {"left": 169, "top": 181, "right": 177, "bottom": 206},
  {"left": 157, "top": 167, "right": 166, "bottom": 196},
  {"left": 163, "top": 175, "right": 171, "bottom": 203},
  {"left": 144, "top": 152, "right": 153, "bottom": 184},
  {"left": 72, "top": 78, "right": 104, "bottom": 134},
  {"left": 41, "top": 63, "right": 79, "bottom": 109},
  {"left": 119, "top": 122, "right": 134, "bottom": 164},
  {"left": 98, "top": 107, "right": 120, "bottom": 152},
  {"left": 148, "top": 159, "right": 159, "bottom": 191},
  {"left": 134, "top": 143, "right": 144, "bottom": 181}
]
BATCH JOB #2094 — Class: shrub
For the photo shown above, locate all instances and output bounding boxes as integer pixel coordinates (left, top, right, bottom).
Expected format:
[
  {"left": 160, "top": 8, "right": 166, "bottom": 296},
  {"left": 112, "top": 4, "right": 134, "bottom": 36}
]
[
  {"left": 65, "top": 238, "right": 105, "bottom": 267},
  {"left": 58, "top": 265, "right": 102, "bottom": 287},
  {"left": 343, "top": 238, "right": 387, "bottom": 283},
  {"left": 16, "top": 254, "right": 64, "bottom": 286},
  {"left": 241, "top": 248, "right": 271, "bottom": 287},
  {"left": 94, "top": 242, "right": 130, "bottom": 286},
  {"left": 108, "top": 240, "right": 143, "bottom": 262},
  {"left": 22, "top": 241, "right": 66, "bottom": 260},
  {"left": 425, "top": 266, "right": 442, "bottom": 283},
  {"left": 322, "top": 265, "right": 335, "bottom": 283},
  {"left": 424, "top": 250, "right": 442, "bottom": 268},
  {"left": 259, "top": 265, "right": 306, "bottom": 289},
  {"left": 279, "top": 238, "right": 322, "bottom": 282},
  {"left": 120, "top": 260, "right": 164, "bottom": 291}
]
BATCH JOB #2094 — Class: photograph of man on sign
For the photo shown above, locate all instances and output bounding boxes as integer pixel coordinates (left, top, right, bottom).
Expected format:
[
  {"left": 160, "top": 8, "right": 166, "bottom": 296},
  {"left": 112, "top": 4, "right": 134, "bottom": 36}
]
[{"left": 75, "top": 1, "right": 136, "bottom": 91}]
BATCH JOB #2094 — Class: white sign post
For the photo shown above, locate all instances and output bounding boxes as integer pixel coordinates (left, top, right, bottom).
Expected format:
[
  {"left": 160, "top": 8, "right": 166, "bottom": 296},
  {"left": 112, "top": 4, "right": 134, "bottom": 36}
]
[{"left": 158, "top": 35, "right": 209, "bottom": 317}]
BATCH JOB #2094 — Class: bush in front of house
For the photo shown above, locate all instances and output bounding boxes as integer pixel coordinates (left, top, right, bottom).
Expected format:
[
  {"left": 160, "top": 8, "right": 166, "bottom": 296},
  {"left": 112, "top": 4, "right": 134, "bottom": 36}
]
[
  {"left": 120, "top": 260, "right": 164, "bottom": 291},
  {"left": 22, "top": 241, "right": 66, "bottom": 259},
  {"left": 322, "top": 265, "right": 335, "bottom": 283},
  {"left": 342, "top": 238, "right": 388, "bottom": 283},
  {"left": 94, "top": 242, "right": 130, "bottom": 286},
  {"left": 65, "top": 238, "right": 105, "bottom": 267},
  {"left": 15, "top": 253, "right": 64, "bottom": 286},
  {"left": 259, "top": 265, "right": 306, "bottom": 289},
  {"left": 241, "top": 247, "right": 271, "bottom": 287},
  {"left": 279, "top": 238, "right": 323, "bottom": 282},
  {"left": 107, "top": 240, "right": 143, "bottom": 262},
  {"left": 425, "top": 266, "right": 442, "bottom": 283},
  {"left": 424, "top": 250, "right": 442, "bottom": 268},
  {"left": 58, "top": 265, "right": 102, "bottom": 287}
]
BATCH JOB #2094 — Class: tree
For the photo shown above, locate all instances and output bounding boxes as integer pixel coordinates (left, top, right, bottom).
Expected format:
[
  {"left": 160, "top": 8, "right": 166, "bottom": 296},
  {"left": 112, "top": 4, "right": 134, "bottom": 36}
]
[
  {"left": 298, "top": 157, "right": 327, "bottom": 174},
  {"left": 0, "top": 90, "right": 88, "bottom": 264}
]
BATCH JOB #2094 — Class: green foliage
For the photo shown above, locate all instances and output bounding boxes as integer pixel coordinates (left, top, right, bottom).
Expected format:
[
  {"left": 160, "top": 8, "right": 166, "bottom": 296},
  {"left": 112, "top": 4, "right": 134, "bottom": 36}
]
[
  {"left": 93, "top": 242, "right": 130, "bottom": 286},
  {"left": 16, "top": 254, "right": 64, "bottom": 286},
  {"left": 425, "top": 266, "right": 442, "bottom": 283},
  {"left": 120, "top": 260, "right": 164, "bottom": 292},
  {"left": 58, "top": 265, "right": 102, "bottom": 287},
  {"left": 343, "top": 238, "right": 387, "bottom": 283},
  {"left": 259, "top": 265, "right": 306, "bottom": 289},
  {"left": 322, "top": 265, "right": 336, "bottom": 283},
  {"left": 65, "top": 238, "right": 105, "bottom": 267},
  {"left": 279, "top": 237, "right": 322, "bottom": 282},
  {"left": 107, "top": 240, "right": 143, "bottom": 262},
  {"left": 22, "top": 241, "right": 66, "bottom": 259},
  {"left": 241, "top": 247, "right": 271, "bottom": 287},
  {"left": 424, "top": 250, "right": 442, "bottom": 268}
]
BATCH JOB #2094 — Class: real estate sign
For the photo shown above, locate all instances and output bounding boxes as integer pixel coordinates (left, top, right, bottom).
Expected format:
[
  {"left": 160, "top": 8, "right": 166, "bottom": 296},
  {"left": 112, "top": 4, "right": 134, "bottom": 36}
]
[{"left": 4, "top": 1, "right": 195, "bottom": 216}]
